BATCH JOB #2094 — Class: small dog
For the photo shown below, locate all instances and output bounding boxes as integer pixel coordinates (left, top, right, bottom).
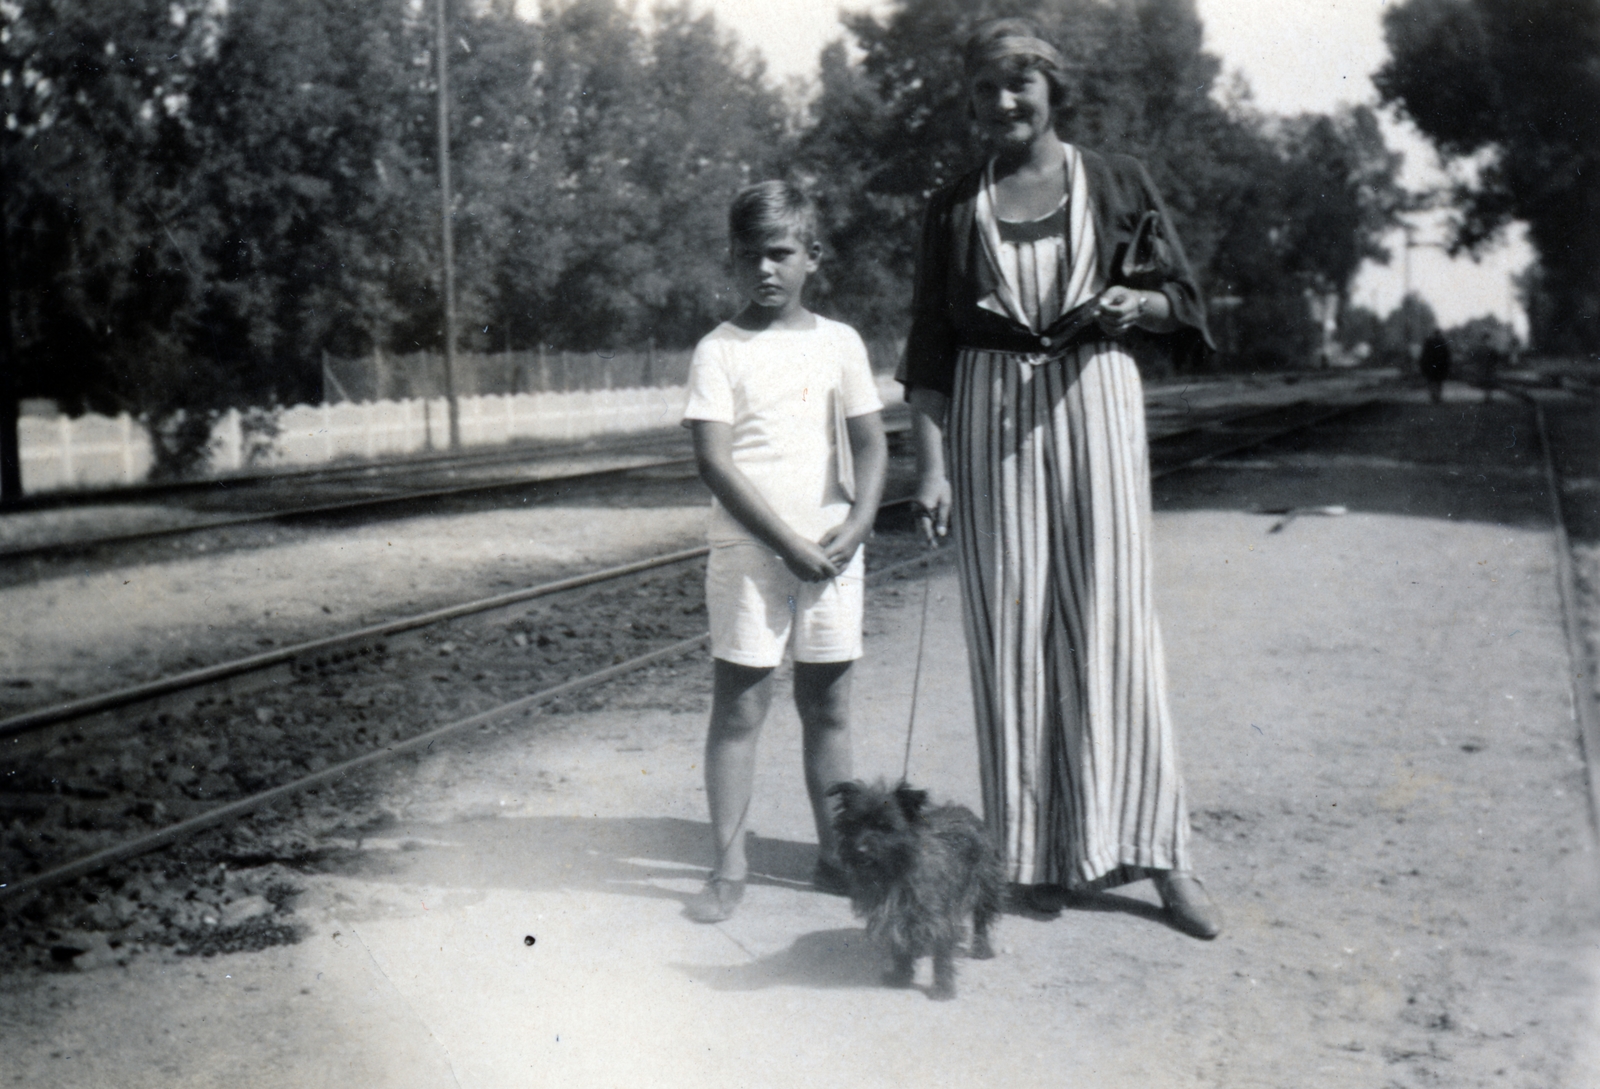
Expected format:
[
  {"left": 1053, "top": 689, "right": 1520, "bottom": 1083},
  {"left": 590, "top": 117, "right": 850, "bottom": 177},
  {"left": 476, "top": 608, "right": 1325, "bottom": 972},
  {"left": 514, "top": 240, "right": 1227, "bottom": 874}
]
[{"left": 827, "top": 779, "right": 1003, "bottom": 1000}]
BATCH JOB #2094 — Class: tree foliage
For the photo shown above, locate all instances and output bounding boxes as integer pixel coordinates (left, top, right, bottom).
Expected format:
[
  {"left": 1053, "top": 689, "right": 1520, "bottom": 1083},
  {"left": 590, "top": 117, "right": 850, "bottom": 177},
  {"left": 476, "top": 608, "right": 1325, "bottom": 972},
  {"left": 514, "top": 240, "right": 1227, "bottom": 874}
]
[
  {"left": 1375, "top": 0, "right": 1600, "bottom": 353},
  {"left": 1340, "top": 293, "right": 1440, "bottom": 367},
  {"left": 797, "top": 0, "right": 1404, "bottom": 371},
  {"left": 2, "top": 0, "right": 785, "bottom": 471},
  {"left": 1, "top": 0, "right": 1417, "bottom": 478}
]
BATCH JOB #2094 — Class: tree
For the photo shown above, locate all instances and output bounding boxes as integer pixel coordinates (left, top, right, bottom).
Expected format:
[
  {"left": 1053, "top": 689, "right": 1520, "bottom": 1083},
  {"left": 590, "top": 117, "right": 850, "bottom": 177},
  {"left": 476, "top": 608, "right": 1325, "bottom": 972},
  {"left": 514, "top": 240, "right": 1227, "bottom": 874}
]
[
  {"left": 1270, "top": 108, "right": 1404, "bottom": 301},
  {"left": 488, "top": 0, "right": 788, "bottom": 352},
  {"left": 1375, "top": 0, "right": 1600, "bottom": 354},
  {"left": 1374, "top": 292, "right": 1439, "bottom": 366},
  {"left": 179, "top": 0, "right": 441, "bottom": 401},
  {"left": 1443, "top": 313, "right": 1518, "bottom": 386},
  {"left": 799, "top": 0, "right": 1243, "bottom": 346},
  {"left": 1338, "top": 304, "right": 1383, "bottom": 352},
  {"left": 798, "top": 0, "right": 1405, "bottom": 370},
  {"left": 3, "top": 0, "right": 789, "bottom": 454},
  {"left": 4, "top": 0, "right": 444, "bottom": 474},
  {"left": 4, "top": 0, "right": 219, "bottom": 418}
]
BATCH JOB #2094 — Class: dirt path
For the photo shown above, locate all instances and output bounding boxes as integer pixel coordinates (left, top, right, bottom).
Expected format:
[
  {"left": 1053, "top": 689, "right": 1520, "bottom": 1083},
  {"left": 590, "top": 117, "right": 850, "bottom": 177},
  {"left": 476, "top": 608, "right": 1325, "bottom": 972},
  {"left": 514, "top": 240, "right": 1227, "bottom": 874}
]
[{"left": 2, "top": 391, "right": 1596, "bottom": 1088}]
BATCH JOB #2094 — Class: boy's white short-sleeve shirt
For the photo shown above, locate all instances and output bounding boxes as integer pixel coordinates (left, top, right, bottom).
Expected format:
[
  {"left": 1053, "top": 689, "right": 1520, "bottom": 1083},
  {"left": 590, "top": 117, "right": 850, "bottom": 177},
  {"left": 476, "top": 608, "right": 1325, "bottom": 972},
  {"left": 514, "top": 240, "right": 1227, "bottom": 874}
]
[{"left": 682, "top": 315, "right": 882, "bottom": 547}]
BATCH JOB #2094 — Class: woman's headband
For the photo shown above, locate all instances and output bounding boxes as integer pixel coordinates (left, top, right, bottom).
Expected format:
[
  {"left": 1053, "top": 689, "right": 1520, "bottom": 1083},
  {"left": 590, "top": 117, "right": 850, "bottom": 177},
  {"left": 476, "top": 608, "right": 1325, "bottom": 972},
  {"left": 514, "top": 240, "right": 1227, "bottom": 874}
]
[{"left": 964, "top": 34, "right": 1066, "bottom": 75}]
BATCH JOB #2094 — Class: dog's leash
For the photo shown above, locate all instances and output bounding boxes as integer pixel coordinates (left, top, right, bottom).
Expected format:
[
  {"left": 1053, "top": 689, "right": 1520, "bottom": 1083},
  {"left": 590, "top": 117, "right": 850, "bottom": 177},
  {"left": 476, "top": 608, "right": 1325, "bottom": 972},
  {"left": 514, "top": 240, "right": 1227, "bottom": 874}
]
[{"left": 902, "top": 507, "right": 941, "bottom": 781}]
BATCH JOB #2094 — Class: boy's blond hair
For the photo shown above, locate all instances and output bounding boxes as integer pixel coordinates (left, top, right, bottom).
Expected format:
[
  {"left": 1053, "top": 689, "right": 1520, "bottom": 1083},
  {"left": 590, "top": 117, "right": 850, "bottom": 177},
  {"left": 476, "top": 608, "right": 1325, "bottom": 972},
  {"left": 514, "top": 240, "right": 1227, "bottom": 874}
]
[{"left": 728, "top": 180, "right": 819, "bottom": 247}]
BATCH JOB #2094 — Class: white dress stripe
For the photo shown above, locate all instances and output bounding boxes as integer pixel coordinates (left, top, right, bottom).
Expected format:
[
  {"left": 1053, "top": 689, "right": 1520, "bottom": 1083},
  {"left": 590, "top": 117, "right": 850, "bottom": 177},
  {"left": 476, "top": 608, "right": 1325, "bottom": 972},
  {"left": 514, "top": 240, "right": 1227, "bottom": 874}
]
[
  {"left": 950, "top": 144, "right": 1191, "bottom": 889},
  {"left": 952, "top": 346, "right": 1190, "bottom": 887}
]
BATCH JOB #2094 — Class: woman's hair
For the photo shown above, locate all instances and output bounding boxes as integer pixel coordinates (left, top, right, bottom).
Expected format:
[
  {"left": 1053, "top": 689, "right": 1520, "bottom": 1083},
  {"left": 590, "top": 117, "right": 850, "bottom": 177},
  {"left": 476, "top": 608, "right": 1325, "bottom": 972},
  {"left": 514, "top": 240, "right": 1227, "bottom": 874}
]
[
  {"left": 962, "top": 17, "right": 1070, "bottom": 110},
  {"left": 728, "top": 181, "right": 819, "bottom": 247}
]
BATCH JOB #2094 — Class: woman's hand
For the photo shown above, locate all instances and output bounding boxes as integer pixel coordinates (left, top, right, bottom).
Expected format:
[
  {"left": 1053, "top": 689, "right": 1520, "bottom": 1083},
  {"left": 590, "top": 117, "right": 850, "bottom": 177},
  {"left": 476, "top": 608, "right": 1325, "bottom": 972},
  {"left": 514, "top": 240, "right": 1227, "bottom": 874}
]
[
  {"left": 1096, "top": 286, "right": 1176, "bottom": 336},
  {"left": 907, "top": 387, "right": 952, "bottom": 544},
  {"left": 1095, "top": 286, "right": 1148, "bottom": 337},
  {"left": 914, "top": 473, "right": 952, "bottom": 543}
]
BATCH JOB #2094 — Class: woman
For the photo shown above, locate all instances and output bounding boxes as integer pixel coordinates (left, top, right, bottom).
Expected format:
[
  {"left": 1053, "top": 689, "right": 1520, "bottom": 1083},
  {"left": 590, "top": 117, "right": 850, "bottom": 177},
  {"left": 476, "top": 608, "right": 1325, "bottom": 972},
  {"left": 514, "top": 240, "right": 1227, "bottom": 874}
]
[{"left": 898, "top": 18, "right": 1221, "bottom": 938}]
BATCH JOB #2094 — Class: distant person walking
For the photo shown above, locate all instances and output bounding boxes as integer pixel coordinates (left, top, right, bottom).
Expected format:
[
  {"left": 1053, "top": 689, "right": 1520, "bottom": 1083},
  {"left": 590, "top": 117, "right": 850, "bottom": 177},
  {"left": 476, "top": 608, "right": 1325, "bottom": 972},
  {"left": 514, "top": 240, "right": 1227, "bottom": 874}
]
[
  {"left": 1419, "top": 330, "right": 1451, "bottom": 404},
  {"left": 899, "top": 18, "right": 1221, "bottom": 939}
]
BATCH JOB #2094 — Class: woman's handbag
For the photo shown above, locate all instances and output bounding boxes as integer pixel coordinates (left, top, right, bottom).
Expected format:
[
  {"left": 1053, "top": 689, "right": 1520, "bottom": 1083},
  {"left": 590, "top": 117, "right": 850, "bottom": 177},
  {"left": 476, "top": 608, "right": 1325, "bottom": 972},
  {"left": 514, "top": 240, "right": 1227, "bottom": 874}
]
[{"left": 1118, "top": 210, "right": 1174, "bottom": 291}]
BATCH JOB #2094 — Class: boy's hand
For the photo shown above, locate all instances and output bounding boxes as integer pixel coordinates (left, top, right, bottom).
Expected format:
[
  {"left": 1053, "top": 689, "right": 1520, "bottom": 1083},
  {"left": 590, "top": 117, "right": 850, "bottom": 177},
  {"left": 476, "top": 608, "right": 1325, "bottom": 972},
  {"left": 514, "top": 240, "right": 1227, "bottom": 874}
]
[
  {"left": 819, "top": 520, "right": 870, "bottom": 569},
  {"left": 782, "top": 538, "right": 841, "bottom": 583}
]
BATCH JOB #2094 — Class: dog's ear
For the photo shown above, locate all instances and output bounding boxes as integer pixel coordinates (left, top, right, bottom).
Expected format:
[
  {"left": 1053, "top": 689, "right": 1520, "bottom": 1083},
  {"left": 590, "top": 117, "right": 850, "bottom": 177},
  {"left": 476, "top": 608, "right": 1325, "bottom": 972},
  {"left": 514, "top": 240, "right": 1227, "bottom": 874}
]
[
  {"left": 826, "top": 780, "right": 862, "bottom": 802},
  {"left": 893, "top": 782, "right": 929, "bottom": 820}
]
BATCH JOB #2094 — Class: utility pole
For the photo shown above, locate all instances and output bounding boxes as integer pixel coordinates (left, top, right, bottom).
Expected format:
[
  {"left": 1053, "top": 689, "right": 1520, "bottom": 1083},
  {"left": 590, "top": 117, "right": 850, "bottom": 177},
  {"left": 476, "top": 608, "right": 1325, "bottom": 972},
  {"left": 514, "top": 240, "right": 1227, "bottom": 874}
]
[
  {"left": 0, "top": 92, "right": 21, "bottom": 506},
  {"left": 1401, "top": 221, "right": 1448, "bottom": 355},
  {"left": 1401, "top": 223, "right": 1414, "bottom": 357},
  {"left": 435, "top": 0, "right": 461, "bottom": 449}
]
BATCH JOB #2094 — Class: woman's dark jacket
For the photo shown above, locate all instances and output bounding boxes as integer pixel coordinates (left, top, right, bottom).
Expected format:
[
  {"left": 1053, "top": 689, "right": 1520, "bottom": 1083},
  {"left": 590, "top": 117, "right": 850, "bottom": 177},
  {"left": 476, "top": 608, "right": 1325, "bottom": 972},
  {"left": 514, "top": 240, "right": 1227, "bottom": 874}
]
[{"left": 897, "top": 146, "right": 1215, "bottom": 398}]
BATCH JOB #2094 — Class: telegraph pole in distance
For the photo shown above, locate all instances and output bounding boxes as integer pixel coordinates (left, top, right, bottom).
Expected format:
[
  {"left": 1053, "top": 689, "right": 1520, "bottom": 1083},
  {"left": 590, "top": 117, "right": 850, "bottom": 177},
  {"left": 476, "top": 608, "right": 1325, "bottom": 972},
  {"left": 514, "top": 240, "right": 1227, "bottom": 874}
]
[
  {"left": 1401, "top": 222, "right": 1415, "bottom": 357},
  {"left": 1401, "top": 221, "right": 1447, "bottom": 358},
  {"left": 435, "top": 0, "right": 461, "bottom": 449},
  {"left": 0, "top": 78, "right": 22, "bottom": 506}
]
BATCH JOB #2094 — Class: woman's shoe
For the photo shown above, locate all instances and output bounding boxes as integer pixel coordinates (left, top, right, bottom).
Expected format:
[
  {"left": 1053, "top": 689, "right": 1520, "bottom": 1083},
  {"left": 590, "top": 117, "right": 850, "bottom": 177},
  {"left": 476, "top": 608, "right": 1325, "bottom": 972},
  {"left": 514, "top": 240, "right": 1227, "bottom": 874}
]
[
  {"left": 1156, "top": 871, "right": 1222, "bottom": 940},
  {"left": 686, "top": 875, "right": 745, "bottom": 923},
  {"left": 1009, "top": 883, "right": 1073, "bottom": 915}
]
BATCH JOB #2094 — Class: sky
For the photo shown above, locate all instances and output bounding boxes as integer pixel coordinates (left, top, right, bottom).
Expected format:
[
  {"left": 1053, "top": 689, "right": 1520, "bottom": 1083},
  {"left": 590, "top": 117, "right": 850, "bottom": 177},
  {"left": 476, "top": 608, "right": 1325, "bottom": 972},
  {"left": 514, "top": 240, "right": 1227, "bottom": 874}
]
[{"left": 694, "top": 0, "right": 1532, "bottom": 335}]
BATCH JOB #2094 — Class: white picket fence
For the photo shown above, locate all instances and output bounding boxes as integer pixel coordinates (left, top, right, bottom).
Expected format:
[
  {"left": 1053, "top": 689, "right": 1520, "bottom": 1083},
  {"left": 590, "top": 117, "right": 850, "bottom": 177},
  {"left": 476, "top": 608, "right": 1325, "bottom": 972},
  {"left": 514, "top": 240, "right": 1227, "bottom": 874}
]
[
  {"left": 19, "top": 412, "right": 153, "bottom": 492},
  {"left": 227, "top": 386, "right": 691, "bottom": 471},
  {"left": 20, "top": 375, "right": 903, "bottom": 493}
]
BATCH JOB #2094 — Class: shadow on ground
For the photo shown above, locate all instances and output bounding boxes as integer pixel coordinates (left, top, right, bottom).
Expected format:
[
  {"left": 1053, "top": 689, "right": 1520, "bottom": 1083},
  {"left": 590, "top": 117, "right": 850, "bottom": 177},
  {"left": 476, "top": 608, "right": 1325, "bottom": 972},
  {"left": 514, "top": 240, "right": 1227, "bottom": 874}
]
[
  {"left": 1153, "top": 397, "right": 1555, "bottom": 529},
  {"left": 670, "top": 888, "right": 1178, "bottom": 995},
  {"left": 1542, "top": 397, "right": 1600, "bottom": 544},
  {"left": 329, "top": 814, "right": 824, "bottom": 907},
  {"left": 673, "top": 928, "right": 887, "bottom": 992}
]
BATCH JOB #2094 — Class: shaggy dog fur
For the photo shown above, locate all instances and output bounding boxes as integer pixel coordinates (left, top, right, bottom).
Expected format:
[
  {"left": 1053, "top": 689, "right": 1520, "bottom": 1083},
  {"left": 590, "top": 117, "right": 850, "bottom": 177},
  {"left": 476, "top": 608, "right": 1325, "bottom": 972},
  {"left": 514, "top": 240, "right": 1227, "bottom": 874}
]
[{"left": 827, "top": 779, "right": 1004, "bottom": 1000}]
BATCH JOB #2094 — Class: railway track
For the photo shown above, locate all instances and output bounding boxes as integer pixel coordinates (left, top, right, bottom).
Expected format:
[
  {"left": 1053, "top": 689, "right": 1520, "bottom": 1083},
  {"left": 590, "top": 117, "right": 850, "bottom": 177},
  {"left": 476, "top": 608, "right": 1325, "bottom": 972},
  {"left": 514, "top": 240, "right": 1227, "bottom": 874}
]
[
  {"left": 2, "top": 368, "right": 1376, "bottom": 519},
  {"left": 3, "top": 426, "right": 703, "bottom": 514},
  {"left": 1524, "top": 394, "right": 1600, "bottom": 831},
  {"left": 0, "top": 547, "right": 713, "bottom": 742},
  {"left": 0, "top": 394, "right": 1380, "bottom": 918},
  {"left": 0, "top": 452, "right": 702, "bottom": 563},
  {"left": 0, "top": 397, "right": 1359, "bottom": 564},
  {"left": 0, "top": 396, "right": 1368, "bottom": 741}
]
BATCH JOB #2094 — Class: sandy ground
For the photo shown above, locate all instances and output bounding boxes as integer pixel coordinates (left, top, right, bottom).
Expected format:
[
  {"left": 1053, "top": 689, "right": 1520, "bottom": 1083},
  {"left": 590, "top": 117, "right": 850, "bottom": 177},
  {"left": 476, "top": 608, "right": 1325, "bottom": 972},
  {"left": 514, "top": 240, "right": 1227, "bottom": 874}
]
[
  {"left": 3, "top": 391, "right": 1597, "bottom": 1088},
  {"left": 0, "top": 501, "right": 710, "bottom": 710},
  {"left": 0, "top": 371, "right": 1379, "bottom": 712}
]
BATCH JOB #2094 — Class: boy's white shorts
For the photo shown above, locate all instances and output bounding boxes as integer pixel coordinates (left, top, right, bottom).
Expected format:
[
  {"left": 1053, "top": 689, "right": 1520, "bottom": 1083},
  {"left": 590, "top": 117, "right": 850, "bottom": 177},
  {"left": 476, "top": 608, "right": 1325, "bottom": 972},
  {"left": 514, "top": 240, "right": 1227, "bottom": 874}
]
[{"left": 706, "top": 544, "right": 866, "bottom": 668}]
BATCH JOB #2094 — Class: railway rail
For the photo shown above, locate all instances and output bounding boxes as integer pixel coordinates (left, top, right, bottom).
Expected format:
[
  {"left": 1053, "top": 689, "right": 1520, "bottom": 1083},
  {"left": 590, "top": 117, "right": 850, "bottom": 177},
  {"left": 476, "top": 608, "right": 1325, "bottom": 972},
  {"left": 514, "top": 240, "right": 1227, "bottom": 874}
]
[
  {"left": 4, "top": 368, "right": 1375, "bottom": 518},
  {"left": 0, "top": 452, "right": 701, "bottom": 563},
  {"left": 1525, "top": 394, "right": 1600, "bottom": 830},
  {"left": 4, "top": 426, "right": 699, "bottom": 514},
  {"left": 0, "top": 394, "right": 1380, "bottom": 915},
  {"left": 0, "top": 396, "right": 1361, "bottom": 564},
  {"left": 0, "top": 395, "right": 1369, "bottom": 741}
]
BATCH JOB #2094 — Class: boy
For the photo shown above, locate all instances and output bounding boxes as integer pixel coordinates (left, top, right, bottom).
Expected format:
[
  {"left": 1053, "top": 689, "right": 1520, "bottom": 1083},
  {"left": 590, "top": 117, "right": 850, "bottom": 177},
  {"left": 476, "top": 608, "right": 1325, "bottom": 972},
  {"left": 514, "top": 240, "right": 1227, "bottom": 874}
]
[{"left": 681, "top": 181, "right": 888, "bottom": 923}]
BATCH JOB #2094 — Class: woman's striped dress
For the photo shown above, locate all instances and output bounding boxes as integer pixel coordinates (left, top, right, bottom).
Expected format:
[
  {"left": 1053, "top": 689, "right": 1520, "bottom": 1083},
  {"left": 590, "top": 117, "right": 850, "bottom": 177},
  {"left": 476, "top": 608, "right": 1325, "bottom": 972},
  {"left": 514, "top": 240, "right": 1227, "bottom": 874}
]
[{"left": 951, "top": 144, "right": 1191, "bottom": 889}]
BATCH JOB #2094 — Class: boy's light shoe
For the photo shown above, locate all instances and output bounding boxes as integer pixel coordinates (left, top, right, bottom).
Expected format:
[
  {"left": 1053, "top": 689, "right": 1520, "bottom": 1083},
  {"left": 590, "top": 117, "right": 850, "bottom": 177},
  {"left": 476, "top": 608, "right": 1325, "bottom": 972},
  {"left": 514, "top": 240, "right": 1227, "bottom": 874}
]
[{"left": 686, "top": 876, "right": 746, "bottom": 923}]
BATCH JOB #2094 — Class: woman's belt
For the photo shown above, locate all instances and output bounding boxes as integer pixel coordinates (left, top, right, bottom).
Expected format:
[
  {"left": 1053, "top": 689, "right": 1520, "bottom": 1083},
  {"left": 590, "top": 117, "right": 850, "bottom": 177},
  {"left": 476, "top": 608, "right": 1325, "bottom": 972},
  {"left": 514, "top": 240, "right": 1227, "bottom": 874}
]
[{"left": 955, "top": 298, "right": 1105, "bottom": 357}]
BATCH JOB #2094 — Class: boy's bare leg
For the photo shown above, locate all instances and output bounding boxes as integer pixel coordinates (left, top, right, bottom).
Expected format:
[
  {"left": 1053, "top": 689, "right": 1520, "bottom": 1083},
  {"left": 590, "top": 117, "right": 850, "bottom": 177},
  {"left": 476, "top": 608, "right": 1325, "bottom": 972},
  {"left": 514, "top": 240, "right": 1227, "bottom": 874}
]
[
  {"left": 794, "top": 660, "right": 854, "bottom": 864},
  {"left": 706, "top": 660, "right": 774, "bottom": 881}
]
